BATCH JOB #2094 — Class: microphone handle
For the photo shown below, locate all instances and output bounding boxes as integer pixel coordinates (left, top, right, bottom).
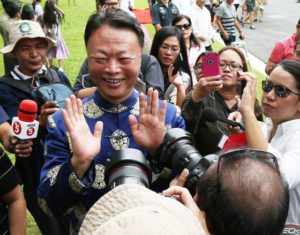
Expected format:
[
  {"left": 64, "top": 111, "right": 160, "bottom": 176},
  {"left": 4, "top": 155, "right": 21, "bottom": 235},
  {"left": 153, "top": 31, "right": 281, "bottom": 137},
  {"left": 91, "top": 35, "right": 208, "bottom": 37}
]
[{"left": 217, "top": 116, "right": 244, "bottom": 129}]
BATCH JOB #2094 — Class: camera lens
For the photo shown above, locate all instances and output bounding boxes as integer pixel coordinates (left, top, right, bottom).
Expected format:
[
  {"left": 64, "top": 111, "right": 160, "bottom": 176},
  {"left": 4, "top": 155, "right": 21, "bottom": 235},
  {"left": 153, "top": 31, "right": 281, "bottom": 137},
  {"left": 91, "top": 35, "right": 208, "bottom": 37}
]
[
  {"left": 156, "top": 128, "right": 213, "bottom": 193},
  {"left": 208, "top": 59, "right": 214, "bottom": 65},
  {"left": 105, "top": 148, "right": 152, "bottom": 190}
]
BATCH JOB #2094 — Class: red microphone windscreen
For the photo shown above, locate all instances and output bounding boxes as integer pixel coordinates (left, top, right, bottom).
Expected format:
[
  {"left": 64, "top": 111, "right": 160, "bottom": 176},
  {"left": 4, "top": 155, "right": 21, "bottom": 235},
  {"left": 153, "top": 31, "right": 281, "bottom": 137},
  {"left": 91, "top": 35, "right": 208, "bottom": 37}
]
[
  {"left": 18, "top": 100, "right": 38, "bottom": 122},
  {"left": 223, "top": 133, "right": 247, "bottom": 151}
]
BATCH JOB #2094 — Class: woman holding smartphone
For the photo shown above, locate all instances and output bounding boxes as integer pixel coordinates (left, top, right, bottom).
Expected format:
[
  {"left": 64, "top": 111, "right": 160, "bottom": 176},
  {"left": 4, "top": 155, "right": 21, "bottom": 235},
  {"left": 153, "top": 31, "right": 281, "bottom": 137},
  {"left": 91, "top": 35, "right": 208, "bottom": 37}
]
[
  {"left": 150, "top": 26, "right": 192, "bottom": 108},
  {"left": 182, "top": 46, "right": 262, "bottom": 155},
  {"left": 230, "top": 60, "right": 300, "bottom": 225}
]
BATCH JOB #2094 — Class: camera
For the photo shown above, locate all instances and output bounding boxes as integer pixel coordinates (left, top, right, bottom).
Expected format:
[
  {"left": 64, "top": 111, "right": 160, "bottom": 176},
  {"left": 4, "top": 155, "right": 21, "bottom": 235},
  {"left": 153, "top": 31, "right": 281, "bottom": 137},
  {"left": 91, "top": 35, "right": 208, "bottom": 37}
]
[
  {"left": 155, "top": 128, "right": 218, "bottom": 193},
  {"left": 104, "top": 148, "right": 152, "bottom": 190},
  {"left": 105, "top": 128, "right": 218, "bottom": 194}
]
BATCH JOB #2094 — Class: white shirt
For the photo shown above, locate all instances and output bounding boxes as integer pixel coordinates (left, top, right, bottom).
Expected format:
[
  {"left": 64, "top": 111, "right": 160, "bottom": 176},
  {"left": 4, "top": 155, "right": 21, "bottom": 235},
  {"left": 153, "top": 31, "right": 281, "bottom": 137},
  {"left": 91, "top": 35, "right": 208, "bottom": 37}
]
[
  {"left": 120, "top": 0, "right": 134, "bottom": 11},
  {"left": 190, "top": 4, "right": 214, "bottom": 47},
  {"left": 172, "top": 0, "right": 196, "bottom": 15},
  {"left": 188, "top": 46, "right": 205, "bottom": 84},
  {"left": 34, "top": 4, "right": 43, "bottom": 19},
  {"left": 262, "top": 118, "right": 300, "bottom": 225}
]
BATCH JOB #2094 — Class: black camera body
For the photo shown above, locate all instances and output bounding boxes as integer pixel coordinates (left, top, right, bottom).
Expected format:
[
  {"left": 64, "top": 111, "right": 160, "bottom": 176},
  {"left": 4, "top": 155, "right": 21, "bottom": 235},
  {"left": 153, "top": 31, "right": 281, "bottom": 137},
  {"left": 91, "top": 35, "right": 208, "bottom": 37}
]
[
  {"left": 104, "top": 128, "right": 218, "bottom": 193},
  {"left": 155, "top": 128, "right": 218, "bottom": 193}
]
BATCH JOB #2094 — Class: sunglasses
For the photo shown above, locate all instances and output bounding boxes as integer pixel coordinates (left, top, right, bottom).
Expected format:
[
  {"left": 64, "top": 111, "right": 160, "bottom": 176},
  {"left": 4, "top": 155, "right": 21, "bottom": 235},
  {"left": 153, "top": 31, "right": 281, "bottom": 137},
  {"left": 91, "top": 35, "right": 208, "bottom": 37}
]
[
  {"left": 262, "top": 80, "right": 300, "bottom": 98},
  {"left": 217, "top": 148, "right": 279, "bottom": 192},
  {"left": 175, "top": 24, "right": 191, "bottom": 30}
]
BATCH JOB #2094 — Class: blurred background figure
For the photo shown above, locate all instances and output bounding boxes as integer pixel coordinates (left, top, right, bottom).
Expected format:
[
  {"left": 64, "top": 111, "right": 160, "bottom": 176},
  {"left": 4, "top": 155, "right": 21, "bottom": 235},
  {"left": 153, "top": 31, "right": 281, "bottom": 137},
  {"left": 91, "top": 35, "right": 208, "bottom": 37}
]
[
  {"left": 0, "top": 0, "right": 21, "bottom": 74},
  {"left": 43, "top": 0, "right": 69, "bottom": 71},
  {"left": 150, "top": 26, "right": 192, "bottom": 108},
  {"left": 21, "top": 3, "right": 35, "bottom": 20},
  {"left": 294, "top": 40, "right": 300, "bottom": 62},
  {"left": 32, "top": 0, "right": 43, "bottom": 25},
  {"left": 172, "top": 14, "right": 205, "bottom": 84}
]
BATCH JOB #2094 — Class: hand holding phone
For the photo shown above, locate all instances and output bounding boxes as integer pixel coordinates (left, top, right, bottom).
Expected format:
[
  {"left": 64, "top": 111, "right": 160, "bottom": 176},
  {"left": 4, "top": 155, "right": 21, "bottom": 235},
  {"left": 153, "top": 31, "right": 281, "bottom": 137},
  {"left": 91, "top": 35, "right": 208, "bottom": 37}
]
[
  {"left": 172, "top": 53, "right": 183, "bottom": 76},
  {"left": 202, "top": 52, "right": 221, "bottom": 78},
  {"left": 236, "top": 70, "right": 246, "bottom": 97}
]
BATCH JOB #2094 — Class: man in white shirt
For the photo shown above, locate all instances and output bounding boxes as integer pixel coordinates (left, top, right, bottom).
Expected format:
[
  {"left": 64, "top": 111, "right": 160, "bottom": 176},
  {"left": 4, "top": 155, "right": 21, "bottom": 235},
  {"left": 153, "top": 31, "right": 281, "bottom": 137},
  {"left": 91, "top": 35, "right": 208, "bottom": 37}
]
[
  {"left": 172, "top": 0, "right": 195, "bottom": 15},
  {"left": 120, "top": 0, "right": 134, "bottom": 11},
  {"left": 190, "top": 0, "right": 215, "bottom": 51}
]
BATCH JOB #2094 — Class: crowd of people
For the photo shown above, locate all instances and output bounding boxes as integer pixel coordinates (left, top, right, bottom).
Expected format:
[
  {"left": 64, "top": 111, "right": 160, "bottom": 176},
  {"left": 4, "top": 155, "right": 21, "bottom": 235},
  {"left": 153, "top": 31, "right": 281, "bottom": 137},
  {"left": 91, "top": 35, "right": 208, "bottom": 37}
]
[{"left": 0, "top": 0, "right": 300, "bottom": 234}]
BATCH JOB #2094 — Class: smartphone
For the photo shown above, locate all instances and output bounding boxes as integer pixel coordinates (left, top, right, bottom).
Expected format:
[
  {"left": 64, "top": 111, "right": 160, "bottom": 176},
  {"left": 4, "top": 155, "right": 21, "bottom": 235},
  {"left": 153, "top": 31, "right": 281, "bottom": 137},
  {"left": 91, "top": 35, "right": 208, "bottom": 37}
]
[
  {"left": 172, "top": 53, "right": 183, "bottom": 76},
  {"left": 236, "top": 70, "right": 246, "bottom": 97},
  {"left": 202, "top": 52, "right": 221, "bottom": 78}
]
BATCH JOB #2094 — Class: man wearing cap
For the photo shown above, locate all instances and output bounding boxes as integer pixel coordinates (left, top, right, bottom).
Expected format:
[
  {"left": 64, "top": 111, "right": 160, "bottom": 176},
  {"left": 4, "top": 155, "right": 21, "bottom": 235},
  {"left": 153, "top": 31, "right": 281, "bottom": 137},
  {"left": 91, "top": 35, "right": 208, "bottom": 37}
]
[
  {"left": 0, "top": 20, "right": 71, "bottom": 234},
  {"left": 37, "top": 9, "right": 185, "bottom": 234}
]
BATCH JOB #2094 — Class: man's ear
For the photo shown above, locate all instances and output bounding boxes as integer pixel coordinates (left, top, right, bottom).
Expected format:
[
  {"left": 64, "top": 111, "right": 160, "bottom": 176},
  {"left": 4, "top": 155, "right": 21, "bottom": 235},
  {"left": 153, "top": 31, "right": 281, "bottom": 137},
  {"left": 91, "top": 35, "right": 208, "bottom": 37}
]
[{"left": 9, "top": 50, "right": 17, "bottom": 58}]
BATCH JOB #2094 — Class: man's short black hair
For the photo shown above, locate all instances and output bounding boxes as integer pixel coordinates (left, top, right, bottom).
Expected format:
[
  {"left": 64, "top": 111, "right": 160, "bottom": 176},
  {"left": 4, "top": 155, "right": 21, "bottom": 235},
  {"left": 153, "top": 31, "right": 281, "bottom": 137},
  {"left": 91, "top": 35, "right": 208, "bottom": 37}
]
[
  {"left": 197, "top": 151, "right": 289, "bottom": 235},
  {"left": 84, "top": 9, "right": 144, "bottom": 48}
]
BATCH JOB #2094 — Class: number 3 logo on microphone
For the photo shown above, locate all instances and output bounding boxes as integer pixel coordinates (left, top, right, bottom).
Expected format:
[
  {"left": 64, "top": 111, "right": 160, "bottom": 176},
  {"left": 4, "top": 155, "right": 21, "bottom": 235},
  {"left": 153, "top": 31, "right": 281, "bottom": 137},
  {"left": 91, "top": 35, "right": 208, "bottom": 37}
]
[
  {"left": 27, "top": 127, "right": 35, "bottom": 137},
  {"left": 13, "top": 122, "right": 22, "bottom": 134}
]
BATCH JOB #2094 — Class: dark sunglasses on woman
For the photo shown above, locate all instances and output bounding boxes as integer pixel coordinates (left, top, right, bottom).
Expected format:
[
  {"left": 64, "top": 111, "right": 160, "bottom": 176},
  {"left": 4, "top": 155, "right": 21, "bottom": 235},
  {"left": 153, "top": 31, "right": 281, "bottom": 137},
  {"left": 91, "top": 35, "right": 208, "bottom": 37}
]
[
  {"left": 175, "top": 24, "right": 191, "bottom": 31},
  {"left": 262, "top": 80, "right": 300, "bottom": 98}
]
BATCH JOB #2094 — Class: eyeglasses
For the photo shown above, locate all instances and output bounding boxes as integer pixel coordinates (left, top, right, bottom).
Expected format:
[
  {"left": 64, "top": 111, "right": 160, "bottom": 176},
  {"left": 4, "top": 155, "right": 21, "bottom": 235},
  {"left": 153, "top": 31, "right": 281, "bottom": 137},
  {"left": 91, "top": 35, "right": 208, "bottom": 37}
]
[
  {"left": 217, "top": 148, "right": 279, "bottom": 193},
  {"left": 262, "top": 80, "right": 300, "bottom": 98},
  {"left": 193, "top": 63, "right": 202, "bottom": 72},
  {"left": 175, "top": 24, "right": 191, "bottom": 31},
  {"left": 160, "top": 44, "right": 180, "bottom": 53},
  {"left": 219, "top": 62, "right": 242, "bottom": 70}
]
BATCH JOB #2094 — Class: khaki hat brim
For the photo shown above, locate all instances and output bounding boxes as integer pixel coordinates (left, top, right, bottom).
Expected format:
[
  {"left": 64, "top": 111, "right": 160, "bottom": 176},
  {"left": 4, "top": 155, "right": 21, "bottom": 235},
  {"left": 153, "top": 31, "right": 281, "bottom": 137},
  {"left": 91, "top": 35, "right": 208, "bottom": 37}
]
[
  {"left": 0, "top": 36, "right": 56, "bottom": 54},
  {"left": 79, "top": 184, "right": 205, "bottom": 235}
]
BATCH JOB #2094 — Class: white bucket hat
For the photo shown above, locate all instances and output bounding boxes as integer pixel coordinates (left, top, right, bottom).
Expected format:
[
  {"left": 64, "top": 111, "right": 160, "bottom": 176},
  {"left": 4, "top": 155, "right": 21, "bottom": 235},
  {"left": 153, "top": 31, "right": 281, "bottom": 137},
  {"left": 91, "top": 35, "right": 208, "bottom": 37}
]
[
  {"left": 0, "top": 20, "right": 56, "bottom": 54},
  {"left": 79, "top": 184, "right": 205, "bottom": 235}
]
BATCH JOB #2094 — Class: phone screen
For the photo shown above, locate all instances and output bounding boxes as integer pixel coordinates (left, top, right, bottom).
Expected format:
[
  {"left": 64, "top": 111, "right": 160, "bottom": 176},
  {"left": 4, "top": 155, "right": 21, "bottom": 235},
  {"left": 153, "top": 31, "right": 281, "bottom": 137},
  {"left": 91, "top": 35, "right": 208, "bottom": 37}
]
[
  {"left": 172, "top": 53, "right": 183, "bottom": 76},
  {"left": 202, "top": 52, "right": 221, "bottom": 78}
]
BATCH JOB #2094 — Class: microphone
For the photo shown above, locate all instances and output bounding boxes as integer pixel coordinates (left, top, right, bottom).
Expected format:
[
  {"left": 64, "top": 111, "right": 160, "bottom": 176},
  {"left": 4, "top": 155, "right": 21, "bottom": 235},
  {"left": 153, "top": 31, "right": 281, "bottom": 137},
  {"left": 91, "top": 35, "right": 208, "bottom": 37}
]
[
  {"left": 201, "top": 107, "right": 244, "bottom": 129},
  {"left": 11, "top": 100, "right": 39, "bottom": 140}
]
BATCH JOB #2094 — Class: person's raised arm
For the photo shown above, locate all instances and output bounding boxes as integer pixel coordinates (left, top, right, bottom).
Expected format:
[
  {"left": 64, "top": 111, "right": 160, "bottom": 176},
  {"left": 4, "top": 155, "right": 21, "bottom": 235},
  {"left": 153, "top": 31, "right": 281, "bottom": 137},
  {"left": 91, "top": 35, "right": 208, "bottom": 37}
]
[
  {"left": 62, "top": 95, "right": 103, "bottom": 179},
  {"left": 238, "top": 72, "right": 268, "bottom": 150}
]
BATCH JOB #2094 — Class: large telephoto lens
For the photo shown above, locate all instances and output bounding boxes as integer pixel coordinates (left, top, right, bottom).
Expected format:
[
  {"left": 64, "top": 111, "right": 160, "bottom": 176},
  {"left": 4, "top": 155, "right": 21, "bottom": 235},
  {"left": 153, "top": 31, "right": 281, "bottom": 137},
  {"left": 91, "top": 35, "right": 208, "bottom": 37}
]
[
  {"left": 156, "top": 128, "right": 212, "bottom": 192},
  {"left": 104, "top": 148, "right": 152, "bottom": 190}
]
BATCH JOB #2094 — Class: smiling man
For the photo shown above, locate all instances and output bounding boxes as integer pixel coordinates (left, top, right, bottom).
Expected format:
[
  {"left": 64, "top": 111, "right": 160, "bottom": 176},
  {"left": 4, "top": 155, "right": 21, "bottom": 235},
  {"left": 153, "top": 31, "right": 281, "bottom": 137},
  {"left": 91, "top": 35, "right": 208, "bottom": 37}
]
[{"left": 38, "top": 10, "right": 185, "bottom": 233}]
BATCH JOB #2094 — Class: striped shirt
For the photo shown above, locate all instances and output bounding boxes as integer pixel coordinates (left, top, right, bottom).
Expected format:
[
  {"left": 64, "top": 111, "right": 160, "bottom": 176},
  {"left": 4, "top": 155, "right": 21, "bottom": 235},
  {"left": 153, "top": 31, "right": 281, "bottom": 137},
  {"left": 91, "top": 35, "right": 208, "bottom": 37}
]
[{"left": 215, "top": 2, "right": 237, "bottom": 36}]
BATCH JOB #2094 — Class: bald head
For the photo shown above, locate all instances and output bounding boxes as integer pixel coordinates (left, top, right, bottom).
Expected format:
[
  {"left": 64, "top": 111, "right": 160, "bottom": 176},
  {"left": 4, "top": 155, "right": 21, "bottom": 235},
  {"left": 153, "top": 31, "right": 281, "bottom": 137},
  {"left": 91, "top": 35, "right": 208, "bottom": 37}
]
[{"left": 197, "top": 151, "right": 289, "bottom": 235}]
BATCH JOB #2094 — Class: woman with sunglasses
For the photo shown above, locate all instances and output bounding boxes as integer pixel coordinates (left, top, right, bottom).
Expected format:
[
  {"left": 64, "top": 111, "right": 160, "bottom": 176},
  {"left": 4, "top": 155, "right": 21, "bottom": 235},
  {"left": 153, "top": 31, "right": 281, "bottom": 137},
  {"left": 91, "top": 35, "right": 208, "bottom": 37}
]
[
  {"left": 172, "top": 15, "right": 205, "bottom": 84},
  {"left": 182, "top": 46, "right": 262, "bottom": 156},
  {"left": 150, "top": 26, "right": 192, "bottom": 108},
  {"left": 231, "top": 59, "right": 300, "bottom": 225}
]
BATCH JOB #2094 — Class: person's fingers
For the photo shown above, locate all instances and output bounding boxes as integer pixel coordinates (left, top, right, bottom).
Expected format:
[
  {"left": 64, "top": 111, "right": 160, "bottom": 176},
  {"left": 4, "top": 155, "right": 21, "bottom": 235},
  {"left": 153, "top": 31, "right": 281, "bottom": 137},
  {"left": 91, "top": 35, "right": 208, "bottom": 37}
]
[
  {"left": 139, "top": 93, "right": 146, "bottom": 115},
  {"left": 93, "top": 121, "right": 103, "bottom": 141},
  {"left": 158, "top": 100, "right": 167, "bottom": 123},
  {"left": 146, "top": 88, "right": 154, "bottom": 114},
  {"left": 62, "top": 108, "right": 73, "bottom": 133},
  {"left": 170, "top": 168, "right": 189, "bottom": 187},
  {"left": 71, "top": 95, "right": 80, "bottom": 121},
  {"left": 151, "top": 90, "right": 159, "bottom": 115},
  {"left": 128, "top": 114, "right": 138, "bottom": 133},
  {"left": 77, "top": 98, "right": 84, "bottom": 120},
  {"left": 65, "top": 97, "right": 76, "bottom": 125}
]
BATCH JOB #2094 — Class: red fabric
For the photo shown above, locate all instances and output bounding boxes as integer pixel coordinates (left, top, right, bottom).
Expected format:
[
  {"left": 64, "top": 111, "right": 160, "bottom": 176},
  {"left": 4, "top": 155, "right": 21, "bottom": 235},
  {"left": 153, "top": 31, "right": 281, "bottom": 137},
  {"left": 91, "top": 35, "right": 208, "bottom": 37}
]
[
  {"left": 132, "top": 8, "right": 152, "bottom": 24},
  {"left": 223, "top": 133, "right": 247, "bottom": 151}
]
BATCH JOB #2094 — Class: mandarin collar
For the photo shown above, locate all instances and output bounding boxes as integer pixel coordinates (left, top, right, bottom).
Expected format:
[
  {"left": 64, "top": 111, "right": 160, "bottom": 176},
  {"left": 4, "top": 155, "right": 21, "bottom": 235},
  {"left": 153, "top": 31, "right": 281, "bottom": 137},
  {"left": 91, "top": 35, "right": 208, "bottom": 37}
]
[{"left": 92, "top": 89, "right": 139, "bottom": 113}]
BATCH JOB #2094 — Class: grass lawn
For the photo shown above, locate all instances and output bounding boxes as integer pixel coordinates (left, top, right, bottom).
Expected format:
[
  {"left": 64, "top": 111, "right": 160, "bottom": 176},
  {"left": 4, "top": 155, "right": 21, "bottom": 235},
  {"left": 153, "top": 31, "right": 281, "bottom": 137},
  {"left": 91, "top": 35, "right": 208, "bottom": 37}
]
[{"left": 0, "top": 0, "right": 265, "bottom": 234}]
